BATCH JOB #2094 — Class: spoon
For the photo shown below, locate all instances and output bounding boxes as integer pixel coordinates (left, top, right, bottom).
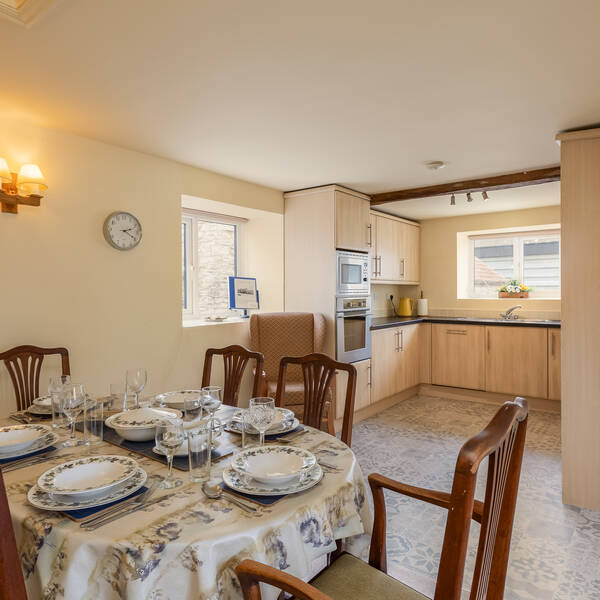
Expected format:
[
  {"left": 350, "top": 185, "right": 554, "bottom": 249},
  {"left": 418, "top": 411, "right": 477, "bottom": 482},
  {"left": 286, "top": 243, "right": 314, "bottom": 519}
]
[{"left": 201, "top": 482, "right": 257, "bottom": 513}]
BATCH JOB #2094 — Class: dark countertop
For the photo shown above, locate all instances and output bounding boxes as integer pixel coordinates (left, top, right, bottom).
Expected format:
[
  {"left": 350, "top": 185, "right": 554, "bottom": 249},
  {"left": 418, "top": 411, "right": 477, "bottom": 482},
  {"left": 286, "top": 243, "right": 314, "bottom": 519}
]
[{"left": 371, "top": 315, "right": 561, "bottom": 330}]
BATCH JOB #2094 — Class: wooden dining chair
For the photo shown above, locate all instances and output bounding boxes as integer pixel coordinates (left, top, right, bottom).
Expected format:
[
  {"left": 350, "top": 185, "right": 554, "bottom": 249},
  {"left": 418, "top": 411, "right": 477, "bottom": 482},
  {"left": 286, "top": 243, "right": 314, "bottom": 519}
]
[
  {"left": 275, "top": 353, "right": 357, "bottom": 447},
  {"left": 0, "top": 345, "right": 71, "bottom": 411},
  {"left": 0, "top": 470, "right": 27, "bottom": 600},
  {"left": 237, "top": 397, "right": 529, "bottom": 600},
  {"left": 201, "top": 345, "right": 264, "bottom": 406}
]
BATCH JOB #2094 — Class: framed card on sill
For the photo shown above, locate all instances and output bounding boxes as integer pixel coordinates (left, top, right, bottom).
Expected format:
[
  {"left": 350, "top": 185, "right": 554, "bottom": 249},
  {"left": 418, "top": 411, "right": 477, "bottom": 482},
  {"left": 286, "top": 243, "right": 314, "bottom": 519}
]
[{"left": 228, "top": 276, "right": 259, "bottom": 310}]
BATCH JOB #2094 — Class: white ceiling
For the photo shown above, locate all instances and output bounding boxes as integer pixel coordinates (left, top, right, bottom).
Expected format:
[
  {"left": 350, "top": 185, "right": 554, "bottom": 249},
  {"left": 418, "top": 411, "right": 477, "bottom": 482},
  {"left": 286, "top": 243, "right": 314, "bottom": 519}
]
[
  {"left": 375, "top": 181, "right": 560, "bottom": 220},
  {"left": 1, "top": 1, "right": 598, "bottom": 194}
]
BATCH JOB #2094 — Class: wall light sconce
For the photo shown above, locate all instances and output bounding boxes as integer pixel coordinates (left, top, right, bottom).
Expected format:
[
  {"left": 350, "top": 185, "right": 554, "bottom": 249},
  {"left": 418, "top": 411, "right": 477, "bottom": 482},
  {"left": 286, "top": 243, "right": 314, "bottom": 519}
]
[{"left": 0, "top": 158, "right": 47, "bottom": 214}]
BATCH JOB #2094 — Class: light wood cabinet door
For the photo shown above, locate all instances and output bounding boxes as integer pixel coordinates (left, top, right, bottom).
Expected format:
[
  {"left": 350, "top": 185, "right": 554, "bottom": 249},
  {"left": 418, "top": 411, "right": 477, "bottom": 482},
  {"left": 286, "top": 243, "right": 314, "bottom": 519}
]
[
  {"left": 335, "top": 358, "right": 371, "bottom": 418},
  {"left": 397, "top": 323, "right": 421, "bottom": 390},
  {"left": 374, "top": 215, "right": 401, "bottom": 281},
  {"left": 485, "top": 326, "right": 548, "bottom": 398},
  {"left": 371, "top": 327, "right": 401, "bottom": 402},
  {"left": 432, "top": 324, "right": 485, "bottom": 390},
  {"left": 399, "top": 222, "right": 420, "bottom": 283},
  {"left": 548, "top": 329, "right": 561, "bottom": 400},
  {"left": 335, "top": 192, "right": 371, "bottom": 253},
  {"left": 419, "top": 322, "right": 432, "bottom": 384}
]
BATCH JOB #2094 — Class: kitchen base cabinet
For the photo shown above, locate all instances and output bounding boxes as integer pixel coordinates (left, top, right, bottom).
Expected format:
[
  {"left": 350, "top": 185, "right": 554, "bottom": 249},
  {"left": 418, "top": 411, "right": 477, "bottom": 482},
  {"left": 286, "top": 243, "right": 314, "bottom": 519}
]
[
  {"left": 335, "top": 358, "right": 371, "bottom": 419},
  {"left": 548, "top": 329, "right": 561, "bottom": 400},
  {"left": 432, "top": 324, "right": 485, "bottom": 390},
  {"left": 485, "top": 326, "right": 548, "bottom": 398}
]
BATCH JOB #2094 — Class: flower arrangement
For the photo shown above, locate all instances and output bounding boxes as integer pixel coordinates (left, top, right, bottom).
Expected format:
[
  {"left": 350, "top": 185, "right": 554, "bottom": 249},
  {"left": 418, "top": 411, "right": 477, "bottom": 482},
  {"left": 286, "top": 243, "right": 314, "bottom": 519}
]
[{"left": 498, "top": 280, "right": 530, "bottom": 298}]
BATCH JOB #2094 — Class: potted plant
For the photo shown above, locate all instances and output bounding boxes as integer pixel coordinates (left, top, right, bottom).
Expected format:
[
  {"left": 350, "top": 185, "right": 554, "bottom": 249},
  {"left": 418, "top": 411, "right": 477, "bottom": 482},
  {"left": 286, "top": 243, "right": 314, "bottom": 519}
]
[{"left": 498, "top": 280, "right": 531, "bottom": 298}]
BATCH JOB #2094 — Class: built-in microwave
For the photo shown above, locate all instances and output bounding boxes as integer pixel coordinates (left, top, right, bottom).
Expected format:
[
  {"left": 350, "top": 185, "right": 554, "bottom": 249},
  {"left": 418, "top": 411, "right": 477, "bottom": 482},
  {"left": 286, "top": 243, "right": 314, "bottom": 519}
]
[{"left": 336, "top": 250, "right": 370, "bottom": 296}]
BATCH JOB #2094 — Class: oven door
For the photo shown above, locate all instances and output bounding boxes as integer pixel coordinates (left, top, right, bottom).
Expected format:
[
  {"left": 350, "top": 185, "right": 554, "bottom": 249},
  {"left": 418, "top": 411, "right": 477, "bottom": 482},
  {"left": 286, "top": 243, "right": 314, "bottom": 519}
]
[{"left": 336, "top": 310, "right": 372, "bottom": 363}]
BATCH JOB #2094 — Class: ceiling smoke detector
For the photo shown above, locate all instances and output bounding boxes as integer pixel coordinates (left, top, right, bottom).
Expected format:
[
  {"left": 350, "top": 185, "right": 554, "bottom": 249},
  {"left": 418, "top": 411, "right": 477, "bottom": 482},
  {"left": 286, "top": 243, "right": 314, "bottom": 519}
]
[{"left": 425, "top": 161, "right": 446, "bottom": 171}]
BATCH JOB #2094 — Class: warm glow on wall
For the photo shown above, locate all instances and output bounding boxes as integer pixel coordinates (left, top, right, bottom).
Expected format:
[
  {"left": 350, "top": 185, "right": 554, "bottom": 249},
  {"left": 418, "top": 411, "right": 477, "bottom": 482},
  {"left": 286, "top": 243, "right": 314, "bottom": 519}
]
[{"left": 0, "top": 158, "right": 47, "bottom": 214}]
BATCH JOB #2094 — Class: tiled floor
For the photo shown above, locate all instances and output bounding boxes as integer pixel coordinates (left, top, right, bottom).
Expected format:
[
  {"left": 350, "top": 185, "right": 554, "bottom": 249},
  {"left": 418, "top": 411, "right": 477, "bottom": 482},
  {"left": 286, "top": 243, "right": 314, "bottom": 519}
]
[{"left": 346, "top": 395, "right": 600, "bottom": 600}]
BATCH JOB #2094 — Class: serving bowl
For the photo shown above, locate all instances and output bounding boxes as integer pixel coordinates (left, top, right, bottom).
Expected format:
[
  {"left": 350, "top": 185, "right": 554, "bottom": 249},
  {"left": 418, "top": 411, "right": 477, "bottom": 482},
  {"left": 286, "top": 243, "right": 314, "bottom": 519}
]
[{"left": 105, "top": 406, "right": 182, "bottom": 441}]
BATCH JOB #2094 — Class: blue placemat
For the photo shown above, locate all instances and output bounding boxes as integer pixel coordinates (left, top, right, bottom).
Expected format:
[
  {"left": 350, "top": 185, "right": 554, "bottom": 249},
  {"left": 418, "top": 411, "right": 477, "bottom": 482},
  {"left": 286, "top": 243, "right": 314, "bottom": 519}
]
[
  {"left": 221, "top": 483, "right": 284, "bottom": 506},
  {"left": 0, "top": 446, "right": 58, "bottom": 465},
  {"left": 62, "top": 485, "right": 147, "bottom": 521},
  {"left": 102, "top": 426, "right": 238, "bottom": 471},
  {"left": 225, "top": 424, "right": 305, "bottom": 441}
]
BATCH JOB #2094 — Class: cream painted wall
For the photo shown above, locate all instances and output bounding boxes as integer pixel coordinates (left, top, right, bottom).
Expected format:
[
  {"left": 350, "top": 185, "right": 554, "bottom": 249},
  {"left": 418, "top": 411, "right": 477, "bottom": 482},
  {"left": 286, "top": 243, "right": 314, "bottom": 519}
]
[
  {"left": 0, "top": 117, "right": 283, "bottom": 416},
  {"left": 421, "top": 206, "right": 561, "bottom": 318}
]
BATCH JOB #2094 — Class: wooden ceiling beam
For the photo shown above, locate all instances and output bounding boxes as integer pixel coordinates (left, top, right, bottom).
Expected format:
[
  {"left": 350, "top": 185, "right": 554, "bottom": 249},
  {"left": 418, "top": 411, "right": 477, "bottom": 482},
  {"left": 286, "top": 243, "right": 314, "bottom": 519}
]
[{"left": 370, "top": 166, "right": 561, "bottom": 205}]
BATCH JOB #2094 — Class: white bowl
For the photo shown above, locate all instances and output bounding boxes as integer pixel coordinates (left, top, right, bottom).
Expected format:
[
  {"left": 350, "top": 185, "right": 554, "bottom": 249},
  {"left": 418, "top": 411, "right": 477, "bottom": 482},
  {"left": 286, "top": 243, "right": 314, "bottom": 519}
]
[
  {"left": 0, "top": 425, "right": 51, "bottom": 454},
  {"left": 105, "top": 407, "right": 182, "bottom": 442},
  {"left": 155, "top": 390, "right": 203, "bottom": 411}
]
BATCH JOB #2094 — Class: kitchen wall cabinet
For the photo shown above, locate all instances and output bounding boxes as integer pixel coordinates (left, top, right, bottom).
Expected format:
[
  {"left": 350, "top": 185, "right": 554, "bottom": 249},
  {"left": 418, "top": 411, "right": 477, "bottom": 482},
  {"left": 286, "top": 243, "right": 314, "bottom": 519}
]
[
  {"left": 485, "top": 326, "right": 548, "bottom": 398},
  {"left": 335, "top": 358, "right": 371, "bottom": 419},
  {"left": 370, "top": 211, "right": 420, "bottom": 284},
  {"left": 335, "top": 190, "right": 371, "bottom": 253},
  {"left": 371, "top": 323, "right": 421, "bottom": 402},
  {"left": 548, "top": 329, "right": 561, "bottom": 400},
  {"left": 432, "top": 324, "right": 485, "bottom": 390}
]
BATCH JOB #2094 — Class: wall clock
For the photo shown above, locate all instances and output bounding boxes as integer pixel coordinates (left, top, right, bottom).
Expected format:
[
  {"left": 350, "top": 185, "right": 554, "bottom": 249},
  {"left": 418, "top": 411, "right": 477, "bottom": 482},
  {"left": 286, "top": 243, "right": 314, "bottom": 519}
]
[{"left": 103, "top": 211, "right": 142, "bottom": 251}]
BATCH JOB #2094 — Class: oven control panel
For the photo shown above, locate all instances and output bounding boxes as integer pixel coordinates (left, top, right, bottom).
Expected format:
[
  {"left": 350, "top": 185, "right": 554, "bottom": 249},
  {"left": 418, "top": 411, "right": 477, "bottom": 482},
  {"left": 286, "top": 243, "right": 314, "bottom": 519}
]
[{"left": 336, "top": 296, "right": 371, "bottom": 312}]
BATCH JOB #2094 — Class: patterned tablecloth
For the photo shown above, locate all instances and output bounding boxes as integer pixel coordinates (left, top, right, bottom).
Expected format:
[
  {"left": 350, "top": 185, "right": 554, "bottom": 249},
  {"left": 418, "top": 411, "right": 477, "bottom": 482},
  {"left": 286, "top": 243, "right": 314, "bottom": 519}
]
[{"left": 3, "top": 418, "right": 372, "bottom": 600}]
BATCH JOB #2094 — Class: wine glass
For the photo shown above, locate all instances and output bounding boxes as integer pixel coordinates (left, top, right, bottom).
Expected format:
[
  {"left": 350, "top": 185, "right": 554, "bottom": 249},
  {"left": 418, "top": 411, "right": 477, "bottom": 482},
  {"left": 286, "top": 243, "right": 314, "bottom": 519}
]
[
  {"left": 61, "top": 383, "right": 86, "bottom": 446},
  {"left": 248, "top": 397, "right": 276, "bottom": 446},
  {"left": 126, "top": 368, "right": 147, "bottom": 409},
  {"left": 155, "top": 418, "right": 185, "bottom": 489},
  {"left": 48, "top": 375, "right": 71, "bottom": 429}
]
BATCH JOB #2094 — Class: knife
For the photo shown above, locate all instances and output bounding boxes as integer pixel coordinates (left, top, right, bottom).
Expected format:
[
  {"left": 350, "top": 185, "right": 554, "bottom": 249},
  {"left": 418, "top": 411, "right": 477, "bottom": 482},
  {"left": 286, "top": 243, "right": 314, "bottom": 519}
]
[{"left": 83, "top": 492, "right": 171, "bottom": 531}]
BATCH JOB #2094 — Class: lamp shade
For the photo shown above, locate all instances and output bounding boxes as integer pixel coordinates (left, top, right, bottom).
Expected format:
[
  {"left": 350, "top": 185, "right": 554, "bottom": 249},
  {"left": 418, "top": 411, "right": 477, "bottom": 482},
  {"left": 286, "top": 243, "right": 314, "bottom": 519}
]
[
  {"left": 0, "top": 158, "right": 10, "bottom": 182},
  {"left": 17, "top": 163, "right": 47, "bottom": 195}
]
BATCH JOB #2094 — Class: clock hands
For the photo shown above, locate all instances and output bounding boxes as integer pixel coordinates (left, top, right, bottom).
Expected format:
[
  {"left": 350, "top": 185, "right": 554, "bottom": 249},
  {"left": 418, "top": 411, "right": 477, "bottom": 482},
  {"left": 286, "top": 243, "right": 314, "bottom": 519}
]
[{"left": 121, "top": 228, "right": 138, "bottom": 240}]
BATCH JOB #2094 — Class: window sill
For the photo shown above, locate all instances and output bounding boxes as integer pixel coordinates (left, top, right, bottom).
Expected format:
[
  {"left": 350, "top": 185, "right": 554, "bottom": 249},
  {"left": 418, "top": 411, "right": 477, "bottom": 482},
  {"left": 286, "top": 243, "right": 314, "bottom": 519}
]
[{"left": 183, "top": 317, "right": 248, "bottom": 328}]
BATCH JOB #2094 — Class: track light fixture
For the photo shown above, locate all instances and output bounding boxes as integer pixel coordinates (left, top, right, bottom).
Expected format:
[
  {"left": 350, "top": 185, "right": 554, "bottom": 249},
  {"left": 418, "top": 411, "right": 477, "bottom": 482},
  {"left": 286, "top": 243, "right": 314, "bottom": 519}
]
[
  {"left": 482, "top": 191, "right": 489, "bottom": 202},
  {"left": 450, "top": 194, "right": 455, "bottom": 206},
  {"left": 466, "top": 192, "right": 473, "bottom": 202}
]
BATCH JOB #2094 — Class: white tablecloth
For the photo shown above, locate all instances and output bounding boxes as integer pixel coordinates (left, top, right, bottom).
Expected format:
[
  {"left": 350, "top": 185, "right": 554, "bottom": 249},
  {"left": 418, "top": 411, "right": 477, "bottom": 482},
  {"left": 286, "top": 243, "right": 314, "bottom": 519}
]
[{"left": 5, "top": 422, "right": 372, "bottom": 599}]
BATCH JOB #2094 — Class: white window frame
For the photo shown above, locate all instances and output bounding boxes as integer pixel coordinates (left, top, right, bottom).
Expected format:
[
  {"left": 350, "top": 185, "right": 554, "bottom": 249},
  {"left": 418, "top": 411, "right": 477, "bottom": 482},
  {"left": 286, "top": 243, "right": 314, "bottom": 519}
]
[
  {"left": 457, "top": 224, "right": 561, "bottom": 300},
  {"left": 182, "top": 209, "right": 246, "bottom": 321}
]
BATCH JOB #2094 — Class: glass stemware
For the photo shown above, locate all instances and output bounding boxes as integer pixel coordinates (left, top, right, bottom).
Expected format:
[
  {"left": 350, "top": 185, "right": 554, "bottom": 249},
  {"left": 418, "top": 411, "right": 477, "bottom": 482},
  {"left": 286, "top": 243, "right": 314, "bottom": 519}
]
[
  {"left": 126, "top": 368, "right": 147, "bottom": 410},
  {"left": 201, "top": 386, "right": 222, "bottom": 461},
  {"left": 48, "top": 375, "right": 71, "bottom": 429},
  {"left": 248, "top": 397, "right": 276, "bottom": 446},
  {"left": 61, "top": 383, "right": 86, "bottom": 446},
  {"left": 155, "top": 419, "right": 185, "bottom": 489}
]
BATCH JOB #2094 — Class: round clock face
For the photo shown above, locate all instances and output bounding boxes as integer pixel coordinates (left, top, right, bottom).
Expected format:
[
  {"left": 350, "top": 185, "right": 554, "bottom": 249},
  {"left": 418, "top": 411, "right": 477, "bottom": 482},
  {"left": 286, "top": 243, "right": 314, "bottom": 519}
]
[{"left": 103, "top": 212, "right": 142, "bottom": 251}]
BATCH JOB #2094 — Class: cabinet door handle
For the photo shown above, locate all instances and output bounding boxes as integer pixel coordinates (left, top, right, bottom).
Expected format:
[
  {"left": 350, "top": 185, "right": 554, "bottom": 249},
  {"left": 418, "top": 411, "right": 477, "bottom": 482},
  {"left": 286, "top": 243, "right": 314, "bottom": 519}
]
[
  {"left": 372, "top": 255, "right": 378, "bottom": 277},
  {"left": 446, "top": 329, "right": 467, "bottom": 335},
  {"left": 394, "top": 330, "right": 400, "bottom": 352},
  {"left": 400, "top": 329, "right": 404, "bottom": 352},
  {"left": 367, "top": 223, "right": 372, "bottom": 247},
  {"left": 551, "top": 332, "right": 555, "bottom": 357},
  {"left": 487, "top": 330, "right": 491, "bottom": 352},
  {"left": 378, "top": 256, "right": 382, "bottom": 276},
  {"left": 367, "top": 365, "right": 372, "bottom": 386},
  {"left": 401, "top": 258, "right": 405, "bottom": 279}
]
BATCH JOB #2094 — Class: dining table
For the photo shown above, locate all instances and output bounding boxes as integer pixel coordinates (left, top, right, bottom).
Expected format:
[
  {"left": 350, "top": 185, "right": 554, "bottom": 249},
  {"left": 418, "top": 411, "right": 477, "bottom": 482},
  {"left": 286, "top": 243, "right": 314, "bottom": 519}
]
[{"left": 2, "top": 406, "right": 372, "bottom": 600}]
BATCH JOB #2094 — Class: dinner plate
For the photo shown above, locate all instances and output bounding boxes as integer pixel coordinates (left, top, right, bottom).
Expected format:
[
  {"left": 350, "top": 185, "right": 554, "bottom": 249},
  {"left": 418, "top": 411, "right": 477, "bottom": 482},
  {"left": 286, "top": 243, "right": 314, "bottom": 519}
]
[
  {"left": 37, "top": 455, "right": 139, "bottom": 496},
  {"left": 231, "top": 445, "right": 316, "bottom": 485},
  {"left": 33, "top": 395, "right": 53, "bottom": 408},
  {"left": 0, "top": 431, "right": 60, "bottom": 460},
  {"left": 28, "top": 468, "right": 147, "bottom": 511},
  {"left": 232, "top": 407, "right": 296, "bottom": 433},
  {"left": 222, "top": 463, "right": 323, "bottom": 496},
  {"left": 0, "top": 424, "right": 52, "bottom": 454},
  {"left": 155, "top": 390, "right": 203, "bottom": 410},
  {"left": 229, "top": 418, "right": 300, "bottom": 436},
  {"left": 27, "top": 404, "right": 53, "bottom": 416}
]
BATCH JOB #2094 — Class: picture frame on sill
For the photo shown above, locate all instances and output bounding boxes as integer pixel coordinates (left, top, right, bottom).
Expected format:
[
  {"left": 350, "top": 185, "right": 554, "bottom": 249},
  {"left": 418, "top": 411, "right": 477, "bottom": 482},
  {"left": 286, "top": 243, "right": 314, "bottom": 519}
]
[{"left": 229, "top": 276, "right": 259, "bottom": 317}]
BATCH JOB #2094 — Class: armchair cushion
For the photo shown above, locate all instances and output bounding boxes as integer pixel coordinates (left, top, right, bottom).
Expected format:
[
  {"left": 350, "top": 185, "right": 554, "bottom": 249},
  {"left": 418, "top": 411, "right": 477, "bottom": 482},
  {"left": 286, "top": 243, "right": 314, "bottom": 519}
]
[{"left": 310, "top": 554, "right": 427, "bottom": 600}]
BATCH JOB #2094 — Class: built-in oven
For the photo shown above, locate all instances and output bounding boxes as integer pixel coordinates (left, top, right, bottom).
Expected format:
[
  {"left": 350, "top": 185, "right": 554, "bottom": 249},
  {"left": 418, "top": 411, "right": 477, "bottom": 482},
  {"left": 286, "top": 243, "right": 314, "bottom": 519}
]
[
  {"left": 336, "top": 250, "right": 370, "bottom": 296},
  {"left": 336, "top": 296, "right": 372, "bottom": 363}
]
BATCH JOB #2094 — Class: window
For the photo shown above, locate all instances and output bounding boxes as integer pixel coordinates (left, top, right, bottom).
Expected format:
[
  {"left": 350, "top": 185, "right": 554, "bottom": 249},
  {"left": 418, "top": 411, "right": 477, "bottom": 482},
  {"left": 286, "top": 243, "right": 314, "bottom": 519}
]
[
  {"left": 458, "top": 226, "right": 560, "bottom": 299},
  {"left": 182, "top": 210, "right": 246, "bottom": 320}
]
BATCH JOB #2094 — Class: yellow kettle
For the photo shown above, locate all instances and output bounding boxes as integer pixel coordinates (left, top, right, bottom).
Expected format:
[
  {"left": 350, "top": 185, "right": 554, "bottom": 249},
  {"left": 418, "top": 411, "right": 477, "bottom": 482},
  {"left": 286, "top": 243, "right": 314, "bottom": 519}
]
[{"left": 397, "top": 297, "right": 414, "bottom": 317}]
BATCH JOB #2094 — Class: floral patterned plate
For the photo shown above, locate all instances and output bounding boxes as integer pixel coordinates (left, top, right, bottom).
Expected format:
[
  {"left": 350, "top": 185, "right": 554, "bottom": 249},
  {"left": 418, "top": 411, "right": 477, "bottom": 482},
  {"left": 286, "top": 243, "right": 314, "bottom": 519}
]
[
  {"left": 0, "top": 431, "right": 59, "bottom": 459},
  {"left": 231, "top": 445, "right": 316, "bottom": 484},
  {"left": 28, "top": 468, "right": 147, "bottom": 511},
  {"left": 154, "top": 390, "right": 203, "bottom": 410},
  {"left": 106, "top": 407, "right": 182, "bottom": 429},
  {"left": 232, "top": 407, "right": 295, "bottom": 433},
  {"left": 33, "top": 395, "right": 53, "bottom": 408},
  {"left": 0, "top": 424, "right": 52, "bottom": 454},
  {"left": 222, "top": 463, "right": 323, "bottom": 496},
  {"left": 37, "top": 455, "right": 139, "bottom": 496}
]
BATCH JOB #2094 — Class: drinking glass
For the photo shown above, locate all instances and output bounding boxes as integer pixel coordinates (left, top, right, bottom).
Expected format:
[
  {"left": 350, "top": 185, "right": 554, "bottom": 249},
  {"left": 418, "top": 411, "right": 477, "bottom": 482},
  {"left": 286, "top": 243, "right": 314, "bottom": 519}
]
[
  {"left": 155, "top": 419, "right": 185, "bottom": 489},
  {"left": 188, "top": 422, "right": 211, "bottom": 483},
  {"left": 110, "top": 383, "right": 127, "bottom": 411},
  {"left": 83, "top": 399, "right": 104, "bottom": 445},
  {"left": 201, "top": 386, "right": 222, "bottom": 457},
  {"left": 183, "top": 393, "right": 203, "bottom": 423},
  {"left": 61, "top": 384, "right": 86, "bottom": 446},
  {"left": 48, "top": 375, "right": 70, "bottom": 429},
  {"left": 248, "top": 397, "right": 276, "bottom": 446},
  {"left": 126, "top": 368, "right": 147, "bottom": 409}
]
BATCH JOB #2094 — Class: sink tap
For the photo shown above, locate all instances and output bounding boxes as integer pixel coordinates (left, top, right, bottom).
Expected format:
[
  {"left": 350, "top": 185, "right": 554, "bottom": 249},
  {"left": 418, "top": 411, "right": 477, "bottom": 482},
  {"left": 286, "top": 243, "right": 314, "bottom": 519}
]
[{"left": 500, "top": 305, "right": 522, "bottom": 320}]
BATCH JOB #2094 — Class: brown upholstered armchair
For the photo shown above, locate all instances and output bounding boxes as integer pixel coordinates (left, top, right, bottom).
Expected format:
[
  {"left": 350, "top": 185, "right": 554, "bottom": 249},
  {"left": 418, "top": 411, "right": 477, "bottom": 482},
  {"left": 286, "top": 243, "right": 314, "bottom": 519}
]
[{"left": 249, "top": 312, "right": 327, "bottom": 418}]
